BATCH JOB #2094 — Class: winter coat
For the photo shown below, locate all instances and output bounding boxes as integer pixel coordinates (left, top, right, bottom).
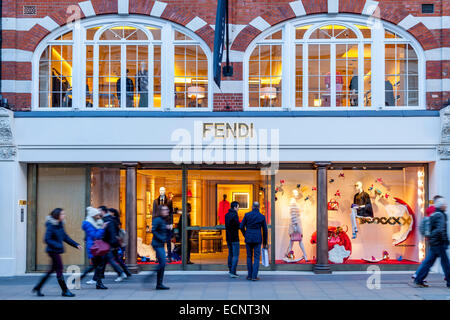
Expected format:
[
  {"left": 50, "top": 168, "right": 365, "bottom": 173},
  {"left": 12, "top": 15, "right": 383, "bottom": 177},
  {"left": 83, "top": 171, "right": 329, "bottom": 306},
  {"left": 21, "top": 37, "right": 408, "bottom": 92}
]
[
  {"left": 152, "top": 216, "right": 168, "bottom": 248},
  {"left": 102, "top": 214, "right": 120, "bottom": 248},
  {"left": 44, "top": 216, "right": 79, "bottom": 254},
  {"left": 240, "top": 209, "right": 268, "bottom": 245},
  {"left": 82, "top": 219, "right": 105, "bottom": 259},
  {"left": 225, "top": 209, "right": 240, "bottom": 243},
  {"left": 429, "top": 209, "right": 449, "bottom": 247}
]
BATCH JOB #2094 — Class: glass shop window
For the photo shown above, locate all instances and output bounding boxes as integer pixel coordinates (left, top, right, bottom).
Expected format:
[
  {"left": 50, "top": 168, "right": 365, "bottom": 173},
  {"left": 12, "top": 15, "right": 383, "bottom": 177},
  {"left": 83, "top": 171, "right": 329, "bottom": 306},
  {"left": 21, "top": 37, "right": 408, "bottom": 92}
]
[{"left": 325, "top": 166, "right": 426, "bottom": 265}]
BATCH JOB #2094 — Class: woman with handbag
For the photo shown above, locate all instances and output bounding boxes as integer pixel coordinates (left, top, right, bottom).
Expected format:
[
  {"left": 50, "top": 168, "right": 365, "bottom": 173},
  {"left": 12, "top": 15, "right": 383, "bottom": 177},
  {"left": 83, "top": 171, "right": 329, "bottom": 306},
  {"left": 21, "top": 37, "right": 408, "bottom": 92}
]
[
  {"left": 80, "top": 207, "right": 108, "bottom": 289},
  {"left": 283, "top": 198, "right": 308, "bottom": 262},
  {"left": 108, "top": 208, "right": 132, "bottom": 278},
  {"left": 32, "top": 208, "right": 82, "bottom": 297}
]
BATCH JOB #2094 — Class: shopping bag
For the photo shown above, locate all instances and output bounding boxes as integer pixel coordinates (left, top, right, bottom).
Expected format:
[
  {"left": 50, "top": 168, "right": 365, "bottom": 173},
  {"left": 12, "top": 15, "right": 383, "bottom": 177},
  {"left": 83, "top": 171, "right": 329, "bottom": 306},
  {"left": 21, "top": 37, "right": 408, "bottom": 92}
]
[{"left": 261, "top": 248, "right": 269, "bottom": 267}]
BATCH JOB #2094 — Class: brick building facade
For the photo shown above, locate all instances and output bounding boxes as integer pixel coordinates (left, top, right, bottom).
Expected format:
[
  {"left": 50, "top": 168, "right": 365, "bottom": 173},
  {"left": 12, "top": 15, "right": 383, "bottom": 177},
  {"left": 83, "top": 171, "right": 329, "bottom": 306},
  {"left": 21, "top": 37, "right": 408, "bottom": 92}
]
[{"left": 1, "top": 0, "right": 449, "bottom": 110}]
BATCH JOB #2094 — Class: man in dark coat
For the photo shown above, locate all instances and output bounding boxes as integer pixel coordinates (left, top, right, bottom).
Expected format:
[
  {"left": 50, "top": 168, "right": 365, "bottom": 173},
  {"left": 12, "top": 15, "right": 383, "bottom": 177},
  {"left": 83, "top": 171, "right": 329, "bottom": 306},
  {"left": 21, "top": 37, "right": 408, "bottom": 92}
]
[
  {"left": 225, "top": 201, "right": 240, "bottom": 277},
  {"left": 240, "top": 202, "right": 268, "bottom": 281},
  {"left": 152, "top": 189, "right": 174, "bottom": 262},
  {"left": 415, "top": 196, "right": 450, "bottom": 288}
]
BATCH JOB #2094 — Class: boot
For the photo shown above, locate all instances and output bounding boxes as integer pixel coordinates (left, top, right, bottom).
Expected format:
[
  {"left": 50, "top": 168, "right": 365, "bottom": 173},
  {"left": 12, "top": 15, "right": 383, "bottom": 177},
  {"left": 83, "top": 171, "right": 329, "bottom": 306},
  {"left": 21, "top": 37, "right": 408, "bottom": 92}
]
[
  {"left": 58, "top": 278, "right": 76, "bottom": 297},
  {"left": 156, "top": 268, "right": 169, "bottom": 289},
  {"left": 96, "top": 279, "right": 108, "bottom": 290},
  {"left": 32, "top": 273, "right": 50, "bottom": 297},
  {"left": 32, "top": 287, "right": 44, "bottom": 297}
]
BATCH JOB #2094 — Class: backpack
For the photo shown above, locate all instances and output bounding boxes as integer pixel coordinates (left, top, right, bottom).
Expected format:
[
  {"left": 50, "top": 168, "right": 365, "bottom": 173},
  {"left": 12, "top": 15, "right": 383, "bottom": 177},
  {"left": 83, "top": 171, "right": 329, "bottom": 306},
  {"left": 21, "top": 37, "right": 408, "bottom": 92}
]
[
  {"left": 118, "top": 229, "right": 128, "bottom": 248},
  {"left": 419, "top": 212, "right": 436, "bottom": 237}
]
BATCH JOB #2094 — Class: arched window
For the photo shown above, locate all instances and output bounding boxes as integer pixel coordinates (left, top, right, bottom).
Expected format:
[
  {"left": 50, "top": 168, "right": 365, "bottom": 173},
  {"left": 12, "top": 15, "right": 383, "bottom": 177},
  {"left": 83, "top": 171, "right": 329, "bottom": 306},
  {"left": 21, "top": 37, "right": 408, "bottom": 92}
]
[
  {"left": 34, "top": 17, "right": 211, "bottom": 110},
  {"left": 245, "top": 17, "right": 423, "bottom": 109}
]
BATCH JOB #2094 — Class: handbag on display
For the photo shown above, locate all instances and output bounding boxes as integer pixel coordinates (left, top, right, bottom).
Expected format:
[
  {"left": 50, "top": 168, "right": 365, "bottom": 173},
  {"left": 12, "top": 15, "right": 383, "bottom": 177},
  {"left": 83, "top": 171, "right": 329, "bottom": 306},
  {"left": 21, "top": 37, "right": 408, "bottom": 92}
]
[
  {"left": 327, "top": 199, "right": 339, "bottom": 211},
  {"left": 90, "top": 239, "right": 110, "bottom": 257}
]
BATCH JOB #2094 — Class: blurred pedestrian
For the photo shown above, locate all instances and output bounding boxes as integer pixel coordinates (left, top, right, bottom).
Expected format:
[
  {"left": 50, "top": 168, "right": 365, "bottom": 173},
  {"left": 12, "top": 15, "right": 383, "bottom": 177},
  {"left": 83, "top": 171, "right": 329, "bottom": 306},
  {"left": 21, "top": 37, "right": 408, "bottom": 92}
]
[
  {"left": 151, "top": 205, "right": 171, "bottom": 290},
  {"left": 414, "top": 196, "right": 450, "bottom": 288},
  {"left": 225, "top": 201, "right": 240, "bottom": 278},
  {"left": 32, "top": 208, "right": 82, "bottom": 297},
  {"left": 80, "top": 207, "right": 108, "bottom": 289},
  {"left": 108, "top": 208, "right": 132, "bottom": 277},
  {"left": 98, "top": 206, "right": 128, "bottom": 282},
  {"left": 240, "top": 202, "right": 268, "bottom": 281}
]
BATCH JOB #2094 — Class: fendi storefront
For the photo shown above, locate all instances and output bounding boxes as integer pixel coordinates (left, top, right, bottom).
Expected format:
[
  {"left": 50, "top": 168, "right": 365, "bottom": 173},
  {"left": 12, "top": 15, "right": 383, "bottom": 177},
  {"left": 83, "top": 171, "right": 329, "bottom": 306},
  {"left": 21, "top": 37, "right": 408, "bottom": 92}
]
[{"left": 18, "top": 115, "right": 437, "bottom": 273}]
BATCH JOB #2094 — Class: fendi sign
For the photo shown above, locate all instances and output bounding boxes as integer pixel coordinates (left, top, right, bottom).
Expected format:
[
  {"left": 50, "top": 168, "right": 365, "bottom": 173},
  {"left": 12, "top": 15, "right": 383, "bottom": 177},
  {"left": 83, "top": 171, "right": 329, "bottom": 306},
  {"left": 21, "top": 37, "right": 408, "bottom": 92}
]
[{"left": 202, "top": 122, "right": 255, "bottom": 139}]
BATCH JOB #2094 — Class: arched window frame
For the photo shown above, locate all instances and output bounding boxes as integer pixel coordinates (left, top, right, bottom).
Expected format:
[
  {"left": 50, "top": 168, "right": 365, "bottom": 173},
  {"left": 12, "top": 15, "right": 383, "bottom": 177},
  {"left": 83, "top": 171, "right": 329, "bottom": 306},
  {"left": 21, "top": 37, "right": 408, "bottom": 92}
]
[
  {"left": 243, "top": 14, "right": 426, "bottom": 110},
  {"left": 32, "top": 15, "right": 213, "bottom": 111}
]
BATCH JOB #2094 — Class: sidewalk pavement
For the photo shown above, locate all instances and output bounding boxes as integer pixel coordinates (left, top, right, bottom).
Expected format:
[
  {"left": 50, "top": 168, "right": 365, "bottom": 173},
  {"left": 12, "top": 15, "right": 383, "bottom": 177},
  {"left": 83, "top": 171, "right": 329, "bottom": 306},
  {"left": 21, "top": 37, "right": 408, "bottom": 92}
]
[{"left": 0, "top": 272, "right": 448, "bottom": 300}]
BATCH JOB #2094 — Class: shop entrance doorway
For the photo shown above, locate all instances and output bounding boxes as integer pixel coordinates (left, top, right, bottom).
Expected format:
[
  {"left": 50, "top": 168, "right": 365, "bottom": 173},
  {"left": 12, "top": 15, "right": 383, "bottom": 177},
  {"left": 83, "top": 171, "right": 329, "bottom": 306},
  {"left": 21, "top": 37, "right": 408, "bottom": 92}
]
[{"left": 185, "top": 170, "right": 272, "bottom": 268}]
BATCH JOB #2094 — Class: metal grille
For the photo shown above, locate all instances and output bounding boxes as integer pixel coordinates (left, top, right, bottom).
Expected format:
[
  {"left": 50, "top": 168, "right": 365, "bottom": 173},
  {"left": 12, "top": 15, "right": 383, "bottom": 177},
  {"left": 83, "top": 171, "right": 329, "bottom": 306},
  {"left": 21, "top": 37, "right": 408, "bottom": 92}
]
[{"left": 23, "top": 5, "right": 37, "bottom": 15}]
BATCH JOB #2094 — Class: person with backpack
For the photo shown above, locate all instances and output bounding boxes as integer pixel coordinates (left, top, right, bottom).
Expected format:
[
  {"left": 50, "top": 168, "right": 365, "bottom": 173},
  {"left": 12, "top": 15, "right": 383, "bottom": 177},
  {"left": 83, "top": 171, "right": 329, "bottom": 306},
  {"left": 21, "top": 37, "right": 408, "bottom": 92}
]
[
  {"left": 415, "top": 196, "right": 450, "bottom": 288},
  {"left": 32, "top": 208, "right": 82, "bottom": 297},
  {"left": 98, "top": 206, "right": 129, "bottom": 282},
  {"left": 108, "top": 208, "right": 132, "bottom": 278}
]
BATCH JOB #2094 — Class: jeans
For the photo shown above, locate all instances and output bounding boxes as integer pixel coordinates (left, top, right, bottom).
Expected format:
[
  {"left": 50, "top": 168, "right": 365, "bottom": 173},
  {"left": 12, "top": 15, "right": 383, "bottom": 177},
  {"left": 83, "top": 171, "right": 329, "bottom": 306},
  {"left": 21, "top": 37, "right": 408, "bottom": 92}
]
[
  {"left": 415, "top": 244, "right": 450, "bottom": 286},
  {"left": 153, "top": 246, "right": 166, "bottom": 286},
  {"left": 246, "top": 243, "right": 261, "bottom": 279},
  {"left": 227, "top": 242, "right": 240, "bottom": 275}
]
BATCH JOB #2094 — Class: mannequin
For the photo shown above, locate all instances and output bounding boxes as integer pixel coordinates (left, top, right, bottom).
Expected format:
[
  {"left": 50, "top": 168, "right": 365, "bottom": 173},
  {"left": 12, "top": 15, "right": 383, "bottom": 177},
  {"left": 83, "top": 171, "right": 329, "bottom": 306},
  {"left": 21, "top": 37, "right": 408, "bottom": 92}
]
[
  {"left": 350, "top": 181, "right": 373, "bottom": 239},
  {"left": 137, "top": 62, "right": 149, "bottom": 108},
  {"left": 349, "top": 68, "right": 358, "bottom": 106},
  {"left": 283, "top": 190, "right": 308, "bottom": 262},
  {"left": 218, "top": 194, "right": 230, "bottom": 225},
  {"left": 152, "top": 187, "right": 174, "bottom": 261}
]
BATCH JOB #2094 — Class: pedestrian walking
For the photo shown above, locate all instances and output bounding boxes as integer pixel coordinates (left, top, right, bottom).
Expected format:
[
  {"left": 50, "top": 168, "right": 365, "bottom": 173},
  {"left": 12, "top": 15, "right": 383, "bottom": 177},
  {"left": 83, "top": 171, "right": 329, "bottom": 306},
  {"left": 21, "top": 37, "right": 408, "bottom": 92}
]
[
  {"left": 225, "top": 201, "right": 240, "bottom": 278},
  {"left": 32, "top": 208, "right": 82, "bottom": 297},
  {"left": 151, "top": 205, "right": 171, "bottom": 290},
  {"left": 98, "top": 206, "right": 128, "bottom": 282},
  {"left": 108, "top": 208, "right": 132, "bottom": 277},
  {"left": 240, "top": 202, "right": 268, "bottom": 281},
  {"left": 80, "top": 207, "right": 108, "bottom": 289},
  {"left": 414, "top": 196, "right": 450, "bottom": 288}
]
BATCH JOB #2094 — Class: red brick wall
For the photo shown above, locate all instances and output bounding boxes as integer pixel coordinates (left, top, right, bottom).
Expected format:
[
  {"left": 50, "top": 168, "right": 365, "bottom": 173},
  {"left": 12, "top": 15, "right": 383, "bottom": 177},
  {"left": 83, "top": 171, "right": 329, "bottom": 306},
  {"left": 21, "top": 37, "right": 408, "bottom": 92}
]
[
  {"left": 1, "top": 0, "right": 449, "bottom": 110},
  {"left": 213, "top": 93, "right": 243, "bottom": 111}
]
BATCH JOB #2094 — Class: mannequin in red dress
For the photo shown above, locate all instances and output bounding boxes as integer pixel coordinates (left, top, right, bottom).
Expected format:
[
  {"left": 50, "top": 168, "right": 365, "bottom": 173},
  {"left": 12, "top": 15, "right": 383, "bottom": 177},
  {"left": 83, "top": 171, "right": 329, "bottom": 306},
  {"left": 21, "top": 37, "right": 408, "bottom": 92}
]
[{"left": 218, "top": 194, "right": 230, "bottom": 225}]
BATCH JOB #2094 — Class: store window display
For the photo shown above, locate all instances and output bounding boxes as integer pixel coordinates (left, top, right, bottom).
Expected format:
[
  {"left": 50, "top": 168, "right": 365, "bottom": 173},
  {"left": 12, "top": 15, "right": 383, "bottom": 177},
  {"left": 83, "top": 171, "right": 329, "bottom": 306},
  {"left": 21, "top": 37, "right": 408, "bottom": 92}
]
[
  {"left": 326, "top": 167, "right": 425, "bottom": 264},
  {"left": 136, "top": 170, "right": 182, "bottom": 265},
  {"left": 275, "top": 170, "right": 317, "bottom": 264}
]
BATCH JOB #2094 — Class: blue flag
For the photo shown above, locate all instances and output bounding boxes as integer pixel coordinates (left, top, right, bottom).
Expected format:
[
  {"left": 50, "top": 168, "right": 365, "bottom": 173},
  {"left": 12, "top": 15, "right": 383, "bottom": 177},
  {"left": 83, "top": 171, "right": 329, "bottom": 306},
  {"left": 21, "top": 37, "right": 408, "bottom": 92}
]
[{"left": 213, "top": 0, "right": 226, "bottom": 88}]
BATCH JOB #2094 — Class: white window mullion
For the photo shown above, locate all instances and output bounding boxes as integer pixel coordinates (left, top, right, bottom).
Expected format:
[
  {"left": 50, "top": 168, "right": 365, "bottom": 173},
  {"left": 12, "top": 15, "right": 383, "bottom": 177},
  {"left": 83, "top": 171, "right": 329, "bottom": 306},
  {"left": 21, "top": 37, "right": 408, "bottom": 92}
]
[
  {"left": 358, "top": 42, "right": 364, "bottom": 107},
  {"left": 93, "top": 44, "right": 99, "bottom": 108},
  {"left": 71, "top": 27, "right": 81, "bottom": 109},
  {"left": 121, "top": 43, "right": 126, "bottom": 109},
  {"left": 302, "top": 43, "right": 308, "bottom": 108},
  {"left": 372, "top": 25, "right": 384, "bottom": 108},
  {"left": 162, "top": 24, "right": 173, "bottom": 110},
  {"left": 282, "top": 23, "right": 292, "bottom": 110},
  {"left": 331, "top": 43, "right": 336, "bottom": 108},
  {"left": 148, "top": 43, "right": 154, "bottom": 108}
]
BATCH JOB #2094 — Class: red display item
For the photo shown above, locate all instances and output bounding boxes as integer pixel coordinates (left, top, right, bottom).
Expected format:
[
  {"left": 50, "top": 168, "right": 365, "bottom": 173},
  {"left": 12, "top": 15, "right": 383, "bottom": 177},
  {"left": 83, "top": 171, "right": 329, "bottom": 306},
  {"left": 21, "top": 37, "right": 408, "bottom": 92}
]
[
  {"left": 310, "top": 226, "right": 352, "bottom": 263},
  {"left": 392, "top": 197, "right": 415, "bottom": 246},
  {"left": 327, "top": 199, "right": 339, "bottom": 211}
]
